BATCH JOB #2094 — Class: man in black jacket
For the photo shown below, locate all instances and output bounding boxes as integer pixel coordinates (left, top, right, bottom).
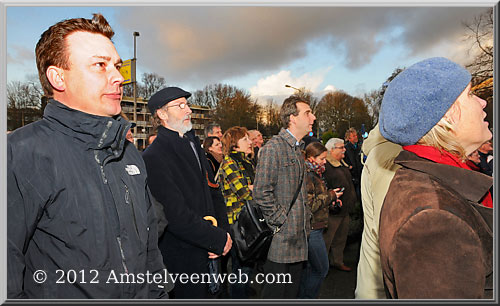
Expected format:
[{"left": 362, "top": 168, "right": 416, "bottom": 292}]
[
  {"left": 7, "top": 14, "right": 170, "bottom": 299},
  {"left": 143, "top": 87, "right": 232, "bottom": 299},
  {"left": 344, "top": 128, "right": 363, "bottom": 204}
]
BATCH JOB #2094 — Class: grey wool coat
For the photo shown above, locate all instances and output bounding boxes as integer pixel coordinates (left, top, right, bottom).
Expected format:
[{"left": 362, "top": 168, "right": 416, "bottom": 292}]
[{"left": 253, "top": 128, "right": 310, "bottom": 263}]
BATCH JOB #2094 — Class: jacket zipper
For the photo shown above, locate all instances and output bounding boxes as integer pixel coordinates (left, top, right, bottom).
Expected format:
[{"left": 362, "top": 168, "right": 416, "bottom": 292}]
[
  {"left": 116, "top": 236, "right": 129, "bottom": 273},
  {"left": 124, "top": 185, "right": 140, "bottom": 237}
]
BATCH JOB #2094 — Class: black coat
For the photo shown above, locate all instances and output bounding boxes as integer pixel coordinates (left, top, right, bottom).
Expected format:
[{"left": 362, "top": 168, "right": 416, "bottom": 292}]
[
  {"left": 7, "top": 100, "right": 167, "bottom": 299},
  {"left": 344, "top": 141, "right": 363, "bottom": 184},
  {"left": 142, "top": 126, "right": 228, "bottom": 298},
  {"left": 323, "top": 160, "right": 357, "bottom": 216}
]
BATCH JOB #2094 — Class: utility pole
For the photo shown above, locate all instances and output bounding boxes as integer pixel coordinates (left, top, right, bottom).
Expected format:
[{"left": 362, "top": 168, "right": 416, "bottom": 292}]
[{"left": 132, "top": 31, "right": 140, "bottom": 144}]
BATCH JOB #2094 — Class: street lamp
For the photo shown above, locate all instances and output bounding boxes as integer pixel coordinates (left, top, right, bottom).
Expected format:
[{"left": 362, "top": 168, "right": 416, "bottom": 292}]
[
  {"left": 285, "top": 84, "right": 300, "bottom": 91},
  {"left": 340, "top": 118, "right": 351, "bottom": 128},
  {"left": 133, "top": 31, "right": 140, "bottom": 143}
]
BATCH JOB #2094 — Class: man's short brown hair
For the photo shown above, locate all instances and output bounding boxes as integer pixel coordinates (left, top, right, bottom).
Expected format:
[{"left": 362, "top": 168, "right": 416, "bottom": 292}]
[
  {"left": 280, "top": 95, "right": 310, "bottom": 128},
  {"left": 35, "top": 13, "right": 115, "bottom": 97},
  {"left": 345, "top": 127, "right": 358, "bottom": 141}
]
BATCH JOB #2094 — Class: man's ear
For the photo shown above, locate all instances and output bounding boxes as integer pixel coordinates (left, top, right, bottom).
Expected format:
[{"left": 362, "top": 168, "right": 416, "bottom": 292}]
[
  {"left": 46, "top": 66, "right": 66, "bottom": 91},
  {"left": 289, "top": 114, "right": 296, "bottom": 127},
  {"left": 157, "top": 108, "right": 169, "bottom": 121}
]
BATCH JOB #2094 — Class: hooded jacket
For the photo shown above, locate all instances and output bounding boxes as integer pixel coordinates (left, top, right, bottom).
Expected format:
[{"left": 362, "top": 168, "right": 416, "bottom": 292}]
[
  {"left": 355, "top": 124, "right": 402, "bottom": 299},
  {"left": 379, "top": 150, "right": 493, "bottom": 299},
  {"left": 7, "top": 100, "right": 168, "bottom": 299}
]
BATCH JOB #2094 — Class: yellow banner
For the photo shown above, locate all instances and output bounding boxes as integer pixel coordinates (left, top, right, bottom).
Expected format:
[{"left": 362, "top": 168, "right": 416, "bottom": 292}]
[{"left": 120, "top": 59, "right": 132, "bottom": 84}]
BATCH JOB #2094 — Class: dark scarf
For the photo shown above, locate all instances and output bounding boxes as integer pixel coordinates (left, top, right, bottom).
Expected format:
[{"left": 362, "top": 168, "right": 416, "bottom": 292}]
[
  {"left": 305, "top": 159, "right": 326, "bottom": 177},
  {"left": 229, "top": 151, "right": 255, "bottom": 183}
]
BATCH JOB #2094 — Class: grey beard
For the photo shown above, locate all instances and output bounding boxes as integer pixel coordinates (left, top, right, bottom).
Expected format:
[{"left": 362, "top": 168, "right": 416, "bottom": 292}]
[{"left": 168, "top": 117, "right": 192, "bottom": 135}]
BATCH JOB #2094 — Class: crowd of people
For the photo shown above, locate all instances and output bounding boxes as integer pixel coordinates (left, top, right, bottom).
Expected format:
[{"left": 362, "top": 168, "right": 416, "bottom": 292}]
[{"left": 7, "top": 13, "right": 493, "bottom": 300}]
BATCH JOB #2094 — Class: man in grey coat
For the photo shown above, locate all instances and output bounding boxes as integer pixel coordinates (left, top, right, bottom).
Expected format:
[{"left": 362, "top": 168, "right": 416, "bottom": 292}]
[{"left": 253, "top": 95, "right": 316, "bottom": 299}]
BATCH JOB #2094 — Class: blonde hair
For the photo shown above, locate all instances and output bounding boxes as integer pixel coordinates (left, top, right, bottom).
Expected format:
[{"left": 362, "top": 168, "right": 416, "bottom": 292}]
[{"left": 417, "top": 101, "right": 467, "bottom": 161}]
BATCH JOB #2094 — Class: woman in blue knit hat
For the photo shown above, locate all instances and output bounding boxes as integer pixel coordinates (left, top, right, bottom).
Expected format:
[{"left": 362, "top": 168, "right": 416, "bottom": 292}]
[{"left": 377, "top": 57, "right": 493, "bottom": 299}]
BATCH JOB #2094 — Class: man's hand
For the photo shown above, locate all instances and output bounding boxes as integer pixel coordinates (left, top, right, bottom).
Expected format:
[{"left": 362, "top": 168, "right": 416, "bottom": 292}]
[
  {"left": 222, "top": 233, "right": 232, "bottom": 256},
  {"left": 208, "top": 252, "right": 219, "bottom": 259},
  {"left": 208, "top": 233, "right": 232, "bottom": 258}
]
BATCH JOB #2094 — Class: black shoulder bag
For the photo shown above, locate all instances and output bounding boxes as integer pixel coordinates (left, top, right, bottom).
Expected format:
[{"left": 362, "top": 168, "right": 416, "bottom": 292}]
[{"left": 231, "top": 171, "right": 304, "bottom": 265}]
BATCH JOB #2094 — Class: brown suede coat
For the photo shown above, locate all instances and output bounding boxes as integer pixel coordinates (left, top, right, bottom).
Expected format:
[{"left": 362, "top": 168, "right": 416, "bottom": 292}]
[{"left": 379, "top": 150, "right": 493, "bottom": 299}]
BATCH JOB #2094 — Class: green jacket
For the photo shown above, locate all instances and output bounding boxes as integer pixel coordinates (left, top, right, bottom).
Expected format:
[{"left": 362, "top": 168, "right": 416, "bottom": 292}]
[{"left": 355, "top": 124, "right": 402, "bottom": 299}]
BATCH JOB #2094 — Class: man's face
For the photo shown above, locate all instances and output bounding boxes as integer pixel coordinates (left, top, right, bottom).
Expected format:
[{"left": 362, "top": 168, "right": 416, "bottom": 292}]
[
  {"left": 209, "top": 126, "right": 223, "bottom": 139},
  {"left": 148, "top": 135, "right": 157, "bottom": 145},
  {"left": 161, "top": 97, "right": 193, "bottom": 135},
  {"left": 55, "top": 31, "right": 124, "bottom": 117},
  {"left": 253, "top": 132, "right": 264, "bottom": 147},
  {"left": 479, "top": 141, "right": 493, "bottom": 154},
  {"left": 348, "top": 132, "right": 358, "bottom": 144},
  {"left": 126, "top": 129, "right": 134, "bottom": 143},
  {"left": 290, "top": 102, "right": 316, "bottom": 136},
  {"left": 330, "top": 142, "right": 346, "bottom": 161},
  {"left": 450, "top": 83, "right": 491, "bottom": 155}
]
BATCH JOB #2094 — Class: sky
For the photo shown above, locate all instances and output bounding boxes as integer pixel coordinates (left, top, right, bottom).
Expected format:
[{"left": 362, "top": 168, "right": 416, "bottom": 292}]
[{"left": 4, "top": 2, "right": 495, "bottom": 105}]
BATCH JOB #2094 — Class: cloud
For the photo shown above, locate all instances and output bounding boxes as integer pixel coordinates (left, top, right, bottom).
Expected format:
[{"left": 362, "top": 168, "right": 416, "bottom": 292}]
[
  {"left": 249, "top": 67, "right": 332, "bottom": 103},
  {"left": 323, "top": 85, "right": 336, "bottom": 92},
  {"left": 112, "top": 6, "right": 487, "bottom": 87},
  {"left": 7, "top": 45, "right": 35, "bottom": 65}
]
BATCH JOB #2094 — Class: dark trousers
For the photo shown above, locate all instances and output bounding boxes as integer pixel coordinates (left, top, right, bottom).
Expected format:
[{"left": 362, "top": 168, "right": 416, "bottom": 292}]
[{"left": 260, "top": 259, "right": 305, "bottom": 299}]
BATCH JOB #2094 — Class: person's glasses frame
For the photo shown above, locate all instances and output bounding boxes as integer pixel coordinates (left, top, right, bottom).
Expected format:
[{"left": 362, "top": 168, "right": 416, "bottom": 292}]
[{"left": 166, "top": 101, "right": 190, "bottom": 110}]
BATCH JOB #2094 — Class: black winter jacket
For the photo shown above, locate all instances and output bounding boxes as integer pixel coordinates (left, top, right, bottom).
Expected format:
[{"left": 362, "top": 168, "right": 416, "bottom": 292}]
[
  {"left": 344, "top": 141, "right": 363, "bottom": 184},
  {"left": 7, "top": 100, "right": 169, "bottom": 299}
]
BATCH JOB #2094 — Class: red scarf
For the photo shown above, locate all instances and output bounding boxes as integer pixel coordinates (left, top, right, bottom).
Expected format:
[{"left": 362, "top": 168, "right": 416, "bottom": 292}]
[{"left": 403, "top": 145, "right": 493, "bottom": 208}]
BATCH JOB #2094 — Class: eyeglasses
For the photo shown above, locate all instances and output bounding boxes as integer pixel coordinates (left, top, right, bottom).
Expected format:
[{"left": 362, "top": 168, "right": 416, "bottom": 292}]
[
  {"left": 334, "top": 146, "right": 345, "bottom": 150},
  {"left": 166, "top": 102, "right": 190, "bottom": 110}
]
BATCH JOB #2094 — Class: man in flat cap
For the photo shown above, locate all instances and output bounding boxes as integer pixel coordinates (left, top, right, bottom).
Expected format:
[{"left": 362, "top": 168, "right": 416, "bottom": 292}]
[{"left": 143, "top": 87, "right": 232, "bottom": 299}]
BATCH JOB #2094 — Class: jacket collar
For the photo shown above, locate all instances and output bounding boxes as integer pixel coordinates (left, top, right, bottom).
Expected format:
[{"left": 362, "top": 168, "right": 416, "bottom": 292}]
[
  {"left": 326, "top": 156, "right": 349, "bottom": 168},
  {"left": 279, "top": 128, "right": 304, "bottom": 149},
  {"left": 43, "top": 99, "right": 130, "bottom": 160},
  {"left": 158, "top": 125, "right": 196, "bottom": 141},
  {"left": 395, "top": 150, "right": 493, "bottom": 203}
]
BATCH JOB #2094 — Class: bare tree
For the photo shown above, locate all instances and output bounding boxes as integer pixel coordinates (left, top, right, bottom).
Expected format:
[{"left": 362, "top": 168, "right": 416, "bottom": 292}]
[
  {"left": 212, "top": 85, "right": 261, "bottom": 131},
  {"left": 463, "top": 8, "right": 493, "bottom": 86},
  {"left": 7, "top": 79, "right": 43, "bottom": 129},
  {"left": 462, "top": 8, "right": 493, "bottom": 126},
  {"left": 316, "top": 90, "right": 372, "bottom": 138},
  {"left": 141, "top": 73, "right": 167, "bottom": 99},
  {"left": 363, "top": 67, "right": 405, "bottom": 125},
  {"left": 260, "top": 98, "right": 281, "bottom": 137},
  {"left": 191, "top": 83, "right": 241, "bottom": 109}
]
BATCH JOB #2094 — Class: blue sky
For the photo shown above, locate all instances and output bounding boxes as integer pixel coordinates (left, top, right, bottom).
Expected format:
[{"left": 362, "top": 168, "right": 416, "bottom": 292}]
[{"left": 5, "top": 4, "right": 494, "bottom": 104}]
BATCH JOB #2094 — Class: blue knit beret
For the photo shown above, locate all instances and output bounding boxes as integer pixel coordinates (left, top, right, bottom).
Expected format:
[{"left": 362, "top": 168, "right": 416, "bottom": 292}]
[{"left": 379, "top": 57, "right": 471, "bottom": 146}]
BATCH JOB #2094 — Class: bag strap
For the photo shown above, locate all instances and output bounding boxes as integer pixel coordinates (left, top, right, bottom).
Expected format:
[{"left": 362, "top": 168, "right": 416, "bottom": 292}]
[
  {"left": 287, "top": 169, "right": 304, "bottom": 214},
  {"left": 274, "top": 162, "right": 305, "bottom": 234}
]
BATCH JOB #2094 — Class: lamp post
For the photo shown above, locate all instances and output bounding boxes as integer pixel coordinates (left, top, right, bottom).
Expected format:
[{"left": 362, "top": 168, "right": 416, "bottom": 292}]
[
  {"left": 341, "top": 118, "right": 351, "bottom": 128},
  {"left": 285, "top": 84, "right": 300, "bottom": 91},
  {"left": 133, "top": 31, "right": 140, "bottom": 143}
]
